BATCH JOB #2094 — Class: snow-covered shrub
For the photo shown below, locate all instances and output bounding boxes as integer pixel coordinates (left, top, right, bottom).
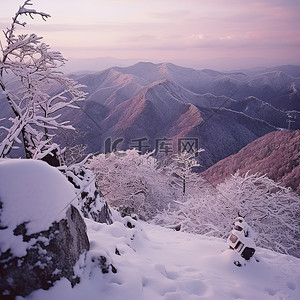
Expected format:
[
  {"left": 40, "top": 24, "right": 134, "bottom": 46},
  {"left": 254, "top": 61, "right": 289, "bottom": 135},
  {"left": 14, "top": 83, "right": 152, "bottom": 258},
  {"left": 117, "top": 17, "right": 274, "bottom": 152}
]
[
  {"left": 87, "top": 149, "right": 176, "bottom": 220},
  {"left": 154, "top": 172, "right": 300, "bottom": 257},
  {"left": 218, "top": 172, "right": 300, "bottom": 257}
]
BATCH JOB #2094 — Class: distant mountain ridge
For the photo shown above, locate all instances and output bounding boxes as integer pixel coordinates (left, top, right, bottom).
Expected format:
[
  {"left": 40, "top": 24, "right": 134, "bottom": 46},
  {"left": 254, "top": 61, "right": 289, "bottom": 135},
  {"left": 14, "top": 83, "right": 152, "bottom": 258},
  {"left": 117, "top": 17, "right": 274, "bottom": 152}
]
[
  {"left": 1, "top": 62, "right": 299, "bottom": 169},
  {"left": 72, "top": 62, "right": 300, "bottom": 111},
  {"left": 43, "top": 62, "right": 300, "bottom": 169}
]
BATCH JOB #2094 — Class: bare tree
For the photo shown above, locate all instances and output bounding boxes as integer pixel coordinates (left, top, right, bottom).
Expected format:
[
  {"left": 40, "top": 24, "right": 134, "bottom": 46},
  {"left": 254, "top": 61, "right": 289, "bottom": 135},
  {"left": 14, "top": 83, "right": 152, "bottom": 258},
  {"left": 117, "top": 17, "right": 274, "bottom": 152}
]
[{"left": 0, "top": 0, "right": 86, "bottom": 162}]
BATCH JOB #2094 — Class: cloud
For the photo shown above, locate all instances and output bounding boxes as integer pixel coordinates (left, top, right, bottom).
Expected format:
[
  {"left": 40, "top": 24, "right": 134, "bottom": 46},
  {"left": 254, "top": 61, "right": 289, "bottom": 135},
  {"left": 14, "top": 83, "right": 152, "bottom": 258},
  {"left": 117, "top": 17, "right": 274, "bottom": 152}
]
[
  {"left": 1, "top": 0, "right": 299, "bottom": 68},
  {"left": 189, "top": 34, "right": 204, "bottom": 40}
]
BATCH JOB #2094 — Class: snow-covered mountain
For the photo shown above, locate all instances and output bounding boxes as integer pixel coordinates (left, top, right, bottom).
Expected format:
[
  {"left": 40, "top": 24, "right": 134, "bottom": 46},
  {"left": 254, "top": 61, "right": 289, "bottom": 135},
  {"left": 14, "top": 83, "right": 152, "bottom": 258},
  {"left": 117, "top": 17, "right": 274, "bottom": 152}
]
[
  {"left": 35, "top": 63, "right": 293, "bottom": 170},
  {"left": 1, "top": 62, "right": 300, "bottom": 169},
  {"left": 70, "top": 76, "right": 276, "bottom": 169},
  {"left": 63, "top": 62, "right": 300, "bottom": 170},
  {"left": 73, "top": 62, "right": 300, "bottom": 111}
]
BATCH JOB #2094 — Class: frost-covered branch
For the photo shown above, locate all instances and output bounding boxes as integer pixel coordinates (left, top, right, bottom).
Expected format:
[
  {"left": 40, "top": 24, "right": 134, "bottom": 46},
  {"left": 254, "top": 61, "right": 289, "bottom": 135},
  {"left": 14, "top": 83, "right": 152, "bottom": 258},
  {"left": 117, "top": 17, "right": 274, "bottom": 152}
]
[
  {"left": 0, "top": 1, "right": 86, "bottom": 161},
  {"left": 3, "top": 0, "right": 50, "bottom": 48}
]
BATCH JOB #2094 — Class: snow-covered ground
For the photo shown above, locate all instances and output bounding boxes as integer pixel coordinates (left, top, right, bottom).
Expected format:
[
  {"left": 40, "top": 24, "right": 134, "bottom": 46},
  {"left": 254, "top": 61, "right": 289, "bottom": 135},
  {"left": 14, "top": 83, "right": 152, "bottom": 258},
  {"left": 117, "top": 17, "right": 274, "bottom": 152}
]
[
  {"left": 1, "top": 159, "right": 298, "bottom": 300},
  {"left": 21, "top": 219, "right": 300, "bottom": 300}
]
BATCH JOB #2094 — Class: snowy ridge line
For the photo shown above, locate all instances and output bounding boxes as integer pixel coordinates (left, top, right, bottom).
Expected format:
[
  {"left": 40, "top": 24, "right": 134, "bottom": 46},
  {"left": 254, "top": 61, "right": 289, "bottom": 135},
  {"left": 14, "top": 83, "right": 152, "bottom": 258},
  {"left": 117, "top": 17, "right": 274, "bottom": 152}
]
[
  {"left": 196, "top": 96, "right": 233, "bottom": 131},
  {"left": 193, "top": 83, "right": 246, "bottom": 132}
]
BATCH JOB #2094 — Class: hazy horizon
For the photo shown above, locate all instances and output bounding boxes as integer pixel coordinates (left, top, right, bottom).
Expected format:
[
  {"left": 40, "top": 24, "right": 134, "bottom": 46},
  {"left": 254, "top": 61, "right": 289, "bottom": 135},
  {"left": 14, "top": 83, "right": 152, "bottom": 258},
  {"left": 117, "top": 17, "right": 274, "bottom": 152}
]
[
  {"left": 62, "top": 55, "right": 300, "bottom": 74},
  {"left": 1, "top": 0, "right": 300, "bottom": 70}
]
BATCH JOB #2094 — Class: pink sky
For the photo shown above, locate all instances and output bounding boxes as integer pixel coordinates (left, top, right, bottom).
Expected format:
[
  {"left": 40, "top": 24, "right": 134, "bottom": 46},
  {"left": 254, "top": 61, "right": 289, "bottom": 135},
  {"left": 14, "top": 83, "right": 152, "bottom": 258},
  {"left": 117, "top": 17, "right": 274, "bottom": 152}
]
[{"left": 1, "top": 0, "right": 300, "bottom": 69}]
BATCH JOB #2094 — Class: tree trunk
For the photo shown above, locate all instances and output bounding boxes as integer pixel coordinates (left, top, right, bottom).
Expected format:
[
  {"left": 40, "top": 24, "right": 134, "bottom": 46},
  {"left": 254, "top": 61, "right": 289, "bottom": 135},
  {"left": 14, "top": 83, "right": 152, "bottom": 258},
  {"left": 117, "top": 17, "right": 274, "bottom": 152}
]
[{"left": 21, "top": 127, "right": 34, "bottom": 159}]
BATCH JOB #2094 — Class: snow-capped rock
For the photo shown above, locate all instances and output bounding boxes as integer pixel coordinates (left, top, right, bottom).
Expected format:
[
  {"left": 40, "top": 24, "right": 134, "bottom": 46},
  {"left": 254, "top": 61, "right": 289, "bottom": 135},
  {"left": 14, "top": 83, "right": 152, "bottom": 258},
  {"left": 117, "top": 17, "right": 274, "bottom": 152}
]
[
  {"left": 62, "top": 163, "right": 115, "bottom": 224},
  {"left": 0, "top": 159, "right": 90, "bottom": 299}
]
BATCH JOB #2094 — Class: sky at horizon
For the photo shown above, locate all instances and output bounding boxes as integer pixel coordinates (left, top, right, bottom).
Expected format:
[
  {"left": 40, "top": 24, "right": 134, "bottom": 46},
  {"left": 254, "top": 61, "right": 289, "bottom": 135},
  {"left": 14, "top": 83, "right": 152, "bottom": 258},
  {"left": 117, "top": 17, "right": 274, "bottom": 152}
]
[{"left": 0, "top": 0, "right": 300, "bottom": 70}]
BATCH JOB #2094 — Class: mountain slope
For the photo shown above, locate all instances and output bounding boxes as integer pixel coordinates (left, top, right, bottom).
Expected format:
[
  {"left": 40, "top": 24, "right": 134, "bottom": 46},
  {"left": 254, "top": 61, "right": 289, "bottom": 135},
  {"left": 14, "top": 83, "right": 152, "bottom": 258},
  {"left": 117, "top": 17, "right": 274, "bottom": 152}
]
[
  {"left": 201, "top": 130, "right": 300, "bottom": 194},
  {"left": 97, "top": 79, "right": 275, "bottom": 169},
  {"left": 72, "top": 68, "right": 149, "bottom": 108},
  {"left": 189, "top": 108, "right": 276, "bottom": 170}
]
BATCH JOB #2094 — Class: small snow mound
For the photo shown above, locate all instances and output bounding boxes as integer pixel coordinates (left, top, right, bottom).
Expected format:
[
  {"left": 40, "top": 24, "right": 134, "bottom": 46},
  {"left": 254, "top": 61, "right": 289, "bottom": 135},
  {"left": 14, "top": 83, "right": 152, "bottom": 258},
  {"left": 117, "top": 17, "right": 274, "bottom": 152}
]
[{"left": 0, "top": 159, "right": 76, "bottom": 235}]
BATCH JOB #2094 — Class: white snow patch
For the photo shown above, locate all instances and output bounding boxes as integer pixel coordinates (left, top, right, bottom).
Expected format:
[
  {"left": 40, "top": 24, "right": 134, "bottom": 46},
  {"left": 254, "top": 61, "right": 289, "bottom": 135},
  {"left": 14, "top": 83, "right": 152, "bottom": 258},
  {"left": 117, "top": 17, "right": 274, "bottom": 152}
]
[{"left": 0, "top": 159, "right": 77, "bottom": 256}]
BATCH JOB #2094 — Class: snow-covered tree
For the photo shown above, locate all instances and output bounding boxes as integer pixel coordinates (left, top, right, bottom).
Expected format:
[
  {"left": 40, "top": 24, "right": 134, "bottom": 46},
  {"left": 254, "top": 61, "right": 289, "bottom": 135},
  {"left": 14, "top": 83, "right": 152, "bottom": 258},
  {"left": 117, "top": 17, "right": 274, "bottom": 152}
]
[
  {"left": 217, "top": 172, "right": 300, "bottom": 256},
  {"left": 87, "top": 149, "right": 205, "bottom": 220},
  {"left": 164, "top": 151, "right": 203, "bottom": 197},
  {"left": 0, "top": 0, "right": 86, "bottom": 161},
  {"left": 154, "top": 172, "right": 300, "bottom": 257},
  {"left": 87, "top": 149, "right": 175, "bottom": 220}
]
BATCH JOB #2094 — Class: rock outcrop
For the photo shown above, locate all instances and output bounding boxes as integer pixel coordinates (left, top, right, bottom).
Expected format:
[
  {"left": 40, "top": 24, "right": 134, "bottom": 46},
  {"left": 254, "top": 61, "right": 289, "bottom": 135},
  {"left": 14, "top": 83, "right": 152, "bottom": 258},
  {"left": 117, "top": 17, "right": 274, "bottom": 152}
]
[
  {"left": 63, "top": 163, "right": 114, "bottom": 224},
  {"left": 0, "top": 159, "right": 90, "bottom": 299},
  {"left": 0, "top": 205, "right": 89, "bottom": 299}
]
